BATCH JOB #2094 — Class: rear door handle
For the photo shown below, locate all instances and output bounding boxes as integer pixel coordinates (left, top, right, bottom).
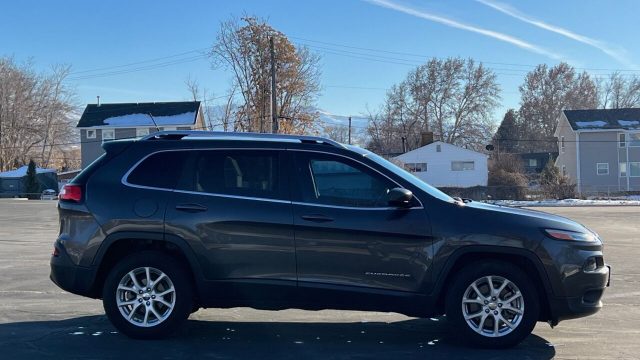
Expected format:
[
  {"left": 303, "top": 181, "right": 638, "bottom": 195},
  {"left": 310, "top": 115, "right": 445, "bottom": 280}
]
[
  {"left": 301, "top": 214, "right": 334, "bottom": 223},
  {"left": 175, "top": 204, "right": 208, "bottom": 213}
]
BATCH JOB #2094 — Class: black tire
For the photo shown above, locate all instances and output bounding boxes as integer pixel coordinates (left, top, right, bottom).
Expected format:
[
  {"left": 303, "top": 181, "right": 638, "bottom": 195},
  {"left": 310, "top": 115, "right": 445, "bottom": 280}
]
[
  {"left": 102, "top": 250, "right": 193, "bottom": 339},
  {"left": 445, "top": 260, "right": 539, "bottom": 348}
]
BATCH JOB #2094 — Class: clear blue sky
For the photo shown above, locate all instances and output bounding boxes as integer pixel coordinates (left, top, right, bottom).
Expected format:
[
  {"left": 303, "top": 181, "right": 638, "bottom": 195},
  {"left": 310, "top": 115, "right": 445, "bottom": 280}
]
[{"left": 2, "top": 0, "right": 639, "bottom": 123}]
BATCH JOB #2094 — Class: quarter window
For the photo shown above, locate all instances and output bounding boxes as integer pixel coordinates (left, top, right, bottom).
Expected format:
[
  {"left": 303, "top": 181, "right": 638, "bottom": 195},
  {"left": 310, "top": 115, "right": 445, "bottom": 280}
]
[
  {"left": 297, "top": 154, "right": 396, "bottom": 208},
  {"left": 451, "top": 161, "right": 474, "bottom": 171},
  {"left": 596, "top": 163, "right": 609, "bottom": 175}
]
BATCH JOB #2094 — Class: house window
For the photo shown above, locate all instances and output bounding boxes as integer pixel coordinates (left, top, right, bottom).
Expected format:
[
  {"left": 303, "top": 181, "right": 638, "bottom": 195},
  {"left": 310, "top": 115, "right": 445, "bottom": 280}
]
[
  {"left": 136, "top": 128, "right": 150, "bottom": 138},
  {"left": 596, "top": 163, "right": 609, "bottom": 175},
  {"left": 102, "top": 129, "right": 115, "bottom": 143},
  {"left": 405, "top": 163, "right": 427, "bottom": 172},
  {"left": 451, "top": 161, "right": 475, "bottom": 171},
  {"left": 629, "top": 133, "right": 640, "bottom": 147},
  {"left": 560, "top": 136, "right": 565, "bottom": 153},
  {"left": 436, "top": 145, "right": 441, "bottom": 152},
  {"left": 630, "top": 162, "right": 640, "bottom": 177},
  {"left": 619, "top": 133, "right": 626, "bottom": 148},
  {"left": 86, "top": 129, "right": 96, "bottom": 139},
  {"left": 528, "top": 158, "right": 538, "bottom": 167},
  {"left": 620, "top": 162, "right": 627, "bottom": 177},
  {"left": 562, "top": 165, "right": 567, "bottom": 176}
]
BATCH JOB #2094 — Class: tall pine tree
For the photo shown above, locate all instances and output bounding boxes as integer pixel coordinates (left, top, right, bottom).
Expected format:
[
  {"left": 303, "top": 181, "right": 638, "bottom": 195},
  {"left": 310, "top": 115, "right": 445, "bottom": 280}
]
[
  {"left": 494, "top": 109, "right": 519, "bottom": 153},
  {"left": 23, "top": 159, "right": 41, "bottom": 200}
]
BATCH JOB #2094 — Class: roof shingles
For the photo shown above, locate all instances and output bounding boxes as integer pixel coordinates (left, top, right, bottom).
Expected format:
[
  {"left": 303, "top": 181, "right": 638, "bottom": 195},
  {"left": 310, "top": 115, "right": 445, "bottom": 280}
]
[
  {"left": 564, "top": 108, "right": 640, "bottom": 130},
  {"left": 76, "top": 101, "right": 200, "bottom": 128}
]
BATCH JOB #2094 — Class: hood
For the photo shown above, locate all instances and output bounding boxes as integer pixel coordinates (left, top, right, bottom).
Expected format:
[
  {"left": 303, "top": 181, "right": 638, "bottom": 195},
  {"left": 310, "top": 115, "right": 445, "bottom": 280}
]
[{"left": 462, "top": 201, "right": 588, "bottom": 232}]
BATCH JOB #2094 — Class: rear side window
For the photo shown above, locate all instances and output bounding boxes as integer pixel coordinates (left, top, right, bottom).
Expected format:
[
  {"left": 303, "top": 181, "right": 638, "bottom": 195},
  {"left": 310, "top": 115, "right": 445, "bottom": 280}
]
[
  {"left": 178, "top": 150, "right": 282, "bottom": 199},
  {"left": 127, "top": 151, "right": 189, "bottom": 189}
]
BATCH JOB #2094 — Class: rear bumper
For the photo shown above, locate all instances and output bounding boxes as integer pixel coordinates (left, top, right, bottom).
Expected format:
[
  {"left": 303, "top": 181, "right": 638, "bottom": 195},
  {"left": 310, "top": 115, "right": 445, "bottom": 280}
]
[
  {"left": 547, "top": 264, "right": 610, "bottom": 325},
  {"left": 50, "top": 242, "right": 98, "bottom": 298}
]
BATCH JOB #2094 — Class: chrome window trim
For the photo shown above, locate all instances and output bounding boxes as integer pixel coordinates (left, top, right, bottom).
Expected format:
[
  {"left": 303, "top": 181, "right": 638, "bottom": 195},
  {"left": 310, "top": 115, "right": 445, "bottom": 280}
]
[{"left": 121, "top": 147, "right": 424, "bottom": 209}]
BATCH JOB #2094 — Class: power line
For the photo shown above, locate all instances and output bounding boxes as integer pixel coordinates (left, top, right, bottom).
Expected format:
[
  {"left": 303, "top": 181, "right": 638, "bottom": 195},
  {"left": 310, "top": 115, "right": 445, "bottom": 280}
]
[
  {"left": 68, "top": 55, "right": 207, "bottom": 81},
  {"left": 69, "top": 48, "right": 210, "bottom": 75}
]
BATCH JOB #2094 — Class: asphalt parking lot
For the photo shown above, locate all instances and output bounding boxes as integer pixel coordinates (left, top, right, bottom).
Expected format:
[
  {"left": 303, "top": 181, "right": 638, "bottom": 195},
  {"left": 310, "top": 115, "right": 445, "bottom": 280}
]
[{"left": 0, "top": 200, "right": 638, "bottom": 359}]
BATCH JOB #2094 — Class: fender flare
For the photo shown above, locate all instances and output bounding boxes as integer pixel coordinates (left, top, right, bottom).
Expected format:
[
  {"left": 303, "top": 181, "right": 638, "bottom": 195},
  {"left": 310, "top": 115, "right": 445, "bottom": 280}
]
[
  {"left": 430, "top": 245, "right": 554, "bottom": 298},
  {"left": 91, "top": 231, "right": 205, "bottom": 290}
]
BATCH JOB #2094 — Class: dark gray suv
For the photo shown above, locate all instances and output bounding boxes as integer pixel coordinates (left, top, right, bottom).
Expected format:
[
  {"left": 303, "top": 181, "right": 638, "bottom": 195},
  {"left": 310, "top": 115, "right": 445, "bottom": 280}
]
[{"left": 50, "top": 131, "right": 610, "bottom": 348}]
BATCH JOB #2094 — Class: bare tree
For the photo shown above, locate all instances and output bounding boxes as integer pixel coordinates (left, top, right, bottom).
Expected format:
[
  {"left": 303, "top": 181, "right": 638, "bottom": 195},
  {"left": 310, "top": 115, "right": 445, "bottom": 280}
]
[
  {"left": 0, "top": 57, "right": 77, "bottom": 171},
  {"left": 518, "top": 63, "right": 598, "bottom": 152},
  {"left": 597, "top": 72, "right": 640, "bottom": 109},
  {"left": 366, "top": 57, "right": 500, "bottom": 154},
  {"left": 209, "top": 16, "right": 321, "bottom": 134}
]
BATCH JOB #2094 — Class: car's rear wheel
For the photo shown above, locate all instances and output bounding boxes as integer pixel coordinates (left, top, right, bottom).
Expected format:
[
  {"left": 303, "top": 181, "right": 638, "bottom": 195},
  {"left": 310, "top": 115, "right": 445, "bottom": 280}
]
[
  {"left": 102, "top": 251, "right": 193, "bottom": 339},
  {"left": 445, "top": 260, "right": 539, "bottom": 348}
]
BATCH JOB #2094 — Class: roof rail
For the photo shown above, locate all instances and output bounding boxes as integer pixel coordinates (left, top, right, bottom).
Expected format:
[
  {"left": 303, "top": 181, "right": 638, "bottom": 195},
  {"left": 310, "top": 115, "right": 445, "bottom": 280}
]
[{"left": 140, "top": 130, "right": 346, "bottom": 148}]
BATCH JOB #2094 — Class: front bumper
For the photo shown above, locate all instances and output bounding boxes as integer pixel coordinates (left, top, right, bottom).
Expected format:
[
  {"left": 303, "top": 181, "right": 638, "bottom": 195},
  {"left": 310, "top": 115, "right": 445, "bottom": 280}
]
[
  {"left": 548, "top": 264, "right": 610, "bottom": 325},
  {"left": 50, "top": 241, "right": 98, "bottom": 298}
]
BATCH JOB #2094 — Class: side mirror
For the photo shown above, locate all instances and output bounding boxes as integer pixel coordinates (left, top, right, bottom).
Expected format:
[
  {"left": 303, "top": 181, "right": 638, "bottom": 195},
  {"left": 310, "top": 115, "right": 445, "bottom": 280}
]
[{"left": 387, "top": 187, "right": 413, "bottom": 208}]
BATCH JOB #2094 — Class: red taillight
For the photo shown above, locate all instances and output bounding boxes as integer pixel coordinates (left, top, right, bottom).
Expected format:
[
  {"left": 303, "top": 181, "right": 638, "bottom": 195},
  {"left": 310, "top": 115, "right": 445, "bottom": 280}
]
[{"left": 59, "top": 184, "right": 82, "bottom": 202}]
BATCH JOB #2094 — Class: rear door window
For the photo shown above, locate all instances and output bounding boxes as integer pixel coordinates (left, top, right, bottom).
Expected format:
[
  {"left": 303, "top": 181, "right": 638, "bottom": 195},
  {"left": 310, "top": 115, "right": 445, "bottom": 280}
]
[
  {"left": 177, "top": 150, "right": 284, "bottom": 200},
  {"left": 127, "top": 151, "right": 190, "bottom": 189}
]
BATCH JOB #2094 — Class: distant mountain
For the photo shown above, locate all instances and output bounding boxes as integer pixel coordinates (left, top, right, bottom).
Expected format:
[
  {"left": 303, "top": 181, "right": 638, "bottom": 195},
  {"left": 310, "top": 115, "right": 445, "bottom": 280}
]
[{"left": 316, "top": 109, "right": 370, "bottom": 130}]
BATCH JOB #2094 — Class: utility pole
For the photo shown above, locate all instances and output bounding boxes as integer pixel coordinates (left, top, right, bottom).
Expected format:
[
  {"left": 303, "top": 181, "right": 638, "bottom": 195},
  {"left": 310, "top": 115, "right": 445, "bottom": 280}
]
[
  {"left": 270, "top": 37, "right": 278, "bottom": 134},
  {"left": 348, "top": 116, "right": 352, "bottom": 145}
]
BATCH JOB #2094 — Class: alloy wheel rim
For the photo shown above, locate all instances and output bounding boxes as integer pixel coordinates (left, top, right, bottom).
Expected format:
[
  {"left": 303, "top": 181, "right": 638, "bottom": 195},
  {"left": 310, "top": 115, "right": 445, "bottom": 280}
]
[
  {"left": 116, "top": 267, "right": 176, "bottom": 327},
  {"left": 461, "top": 275, "right": 524, "bottom": 337}
]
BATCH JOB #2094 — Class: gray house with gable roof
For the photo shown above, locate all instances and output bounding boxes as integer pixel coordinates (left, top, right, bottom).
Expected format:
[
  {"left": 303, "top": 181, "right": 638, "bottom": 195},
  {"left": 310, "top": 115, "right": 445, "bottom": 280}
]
[
  {"left": 555, "top": 108, "right": 640, "bottom": 194},
  {"left": 77, "top": 101, "right": 204, "bottom": 168}
]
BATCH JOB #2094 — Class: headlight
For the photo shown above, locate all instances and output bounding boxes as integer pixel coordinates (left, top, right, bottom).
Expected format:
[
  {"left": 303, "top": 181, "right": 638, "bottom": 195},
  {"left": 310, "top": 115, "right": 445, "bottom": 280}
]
[{"left": 544, "top": 229, "right": 598, "bottom": 242}]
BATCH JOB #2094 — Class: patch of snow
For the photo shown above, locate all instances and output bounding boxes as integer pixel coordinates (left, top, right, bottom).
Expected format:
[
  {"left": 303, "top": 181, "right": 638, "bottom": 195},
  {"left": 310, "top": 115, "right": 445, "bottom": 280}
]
[
  {"left": 102, "top": 111, "right": 196, "bottom": 127},
  {"left": 486, "top": 199, "right": 640, "bottom": 207},
  {"left": 575, "top": 120, "right": 607, "bottom": 128},
  {"left": 0, "top": 166, "right": 56, "bottom": 178},
  {"left": 618, "top": 120, "right": 640, "bottom": 127}
]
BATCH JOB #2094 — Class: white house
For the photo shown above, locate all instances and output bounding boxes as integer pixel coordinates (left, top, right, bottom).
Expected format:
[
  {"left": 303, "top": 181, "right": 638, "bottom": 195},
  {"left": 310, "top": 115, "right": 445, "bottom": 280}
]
[{"left": 394, "top": 141, "right": 488, "bottom": 187}]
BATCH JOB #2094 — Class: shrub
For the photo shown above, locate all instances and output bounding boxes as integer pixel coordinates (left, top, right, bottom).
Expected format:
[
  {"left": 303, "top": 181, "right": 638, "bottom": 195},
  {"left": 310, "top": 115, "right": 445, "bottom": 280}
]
[
  {"left": 539, "top": 161, "right": 576, "bottom": 199},
  {"left": 488, "top": 154, "right": 528, "bottom": 200}
]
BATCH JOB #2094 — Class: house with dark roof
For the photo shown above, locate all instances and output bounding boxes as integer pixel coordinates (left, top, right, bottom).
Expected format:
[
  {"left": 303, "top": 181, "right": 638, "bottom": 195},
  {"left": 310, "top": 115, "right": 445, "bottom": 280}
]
[
  {"left": 554, "top": 108, "right": 640, "bottom": 194},
  {"left": 518, "top": 152, "right": 558, "bottom": 174},
  {"left": 77, "top": 101, "right": 203, "bottom": 168}
]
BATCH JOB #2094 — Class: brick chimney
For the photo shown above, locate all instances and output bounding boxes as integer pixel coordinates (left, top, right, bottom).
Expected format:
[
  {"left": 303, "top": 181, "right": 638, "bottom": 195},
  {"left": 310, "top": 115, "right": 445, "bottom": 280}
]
[{"left": 420, "top": 131, "right": 434, "bottom": 147}]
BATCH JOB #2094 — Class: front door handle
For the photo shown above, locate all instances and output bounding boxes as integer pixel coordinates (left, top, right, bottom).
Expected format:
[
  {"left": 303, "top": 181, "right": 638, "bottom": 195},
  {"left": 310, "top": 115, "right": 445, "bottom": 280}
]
[
  {"left": 175, "top": 204, "right": 208, "bottom": 213},
  {"left": 301, "top": 214, "right": 334, "bottom": 223}
]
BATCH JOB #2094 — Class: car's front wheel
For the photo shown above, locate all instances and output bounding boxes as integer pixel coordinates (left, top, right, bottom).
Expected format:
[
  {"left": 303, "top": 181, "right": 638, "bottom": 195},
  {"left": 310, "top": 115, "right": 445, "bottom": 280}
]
[
  {"left": 445, "top": 260, "right": 540, "bottom": 348},
  {"left": 102, "top": 251, "right": 193, "bottom": 339}
]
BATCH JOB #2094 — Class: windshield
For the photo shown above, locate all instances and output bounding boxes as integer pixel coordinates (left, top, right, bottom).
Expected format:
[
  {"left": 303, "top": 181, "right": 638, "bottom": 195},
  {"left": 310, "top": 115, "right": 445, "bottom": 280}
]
[{"left": 347, "top": 145, "right": 454, "bottom": 203}]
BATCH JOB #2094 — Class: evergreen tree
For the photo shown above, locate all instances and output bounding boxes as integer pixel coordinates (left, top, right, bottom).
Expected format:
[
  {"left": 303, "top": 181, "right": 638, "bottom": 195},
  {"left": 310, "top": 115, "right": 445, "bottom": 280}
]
[
  {"left": 540, "top": 160, "right": 575, "bottom": 199},
  {"left": 24, "top": 159, "right": 41, "bottom": 200},
  {"left": 493, "top": 109, "right": 519, "bottom": 153}
]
